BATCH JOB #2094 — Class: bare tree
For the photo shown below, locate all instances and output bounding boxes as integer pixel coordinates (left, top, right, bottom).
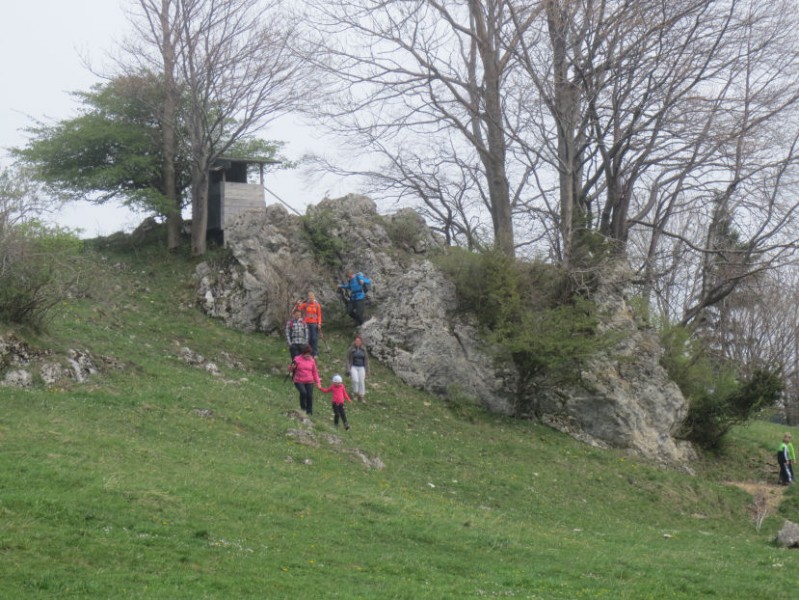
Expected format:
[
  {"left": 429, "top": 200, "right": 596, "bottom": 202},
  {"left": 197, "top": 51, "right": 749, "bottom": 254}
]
[
  {"left": 128, "top": 0, "right": 313, "bottom": 255},
  {"left": 625, "top": 1, "right": 799, "bottom": 328},
  {"left": 300, "top": 0, "right": 543, "bottom": 258},
  {"left": 300, "top": 0, "right": 799, "bottom": 358},
  {"left": 0, "top": 165, "right": 54, "bottom": 249},
  {"left": 680, "top": 264, "right": 799, "bottom": 422},
  {"left": 509, "top": 0, "right": 799, "bottom": 333},
  {"left": 304, "top": 138, "right": 493, "bottom": 249},
  {"left": 509, "top": 0, "right": 748, "bottom": 266},
  {"left": 129, "top": 0, "right": 183, "bottom": 251}
]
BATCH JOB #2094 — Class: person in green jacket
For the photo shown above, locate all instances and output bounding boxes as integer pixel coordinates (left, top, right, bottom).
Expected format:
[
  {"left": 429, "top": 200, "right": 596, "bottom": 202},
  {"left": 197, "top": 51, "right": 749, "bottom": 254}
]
[
  {"left": 788, "top": 434, "right": 796, "bottom": 482},
  {"left": 779, "top": 433, "right": 794, "bottom": 485}
]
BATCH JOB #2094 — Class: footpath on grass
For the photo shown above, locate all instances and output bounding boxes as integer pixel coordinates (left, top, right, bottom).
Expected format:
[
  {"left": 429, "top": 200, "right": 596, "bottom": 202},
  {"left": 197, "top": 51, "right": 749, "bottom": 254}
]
[{"left": 726, "top": 481, "right": 786, "bottom": 517}]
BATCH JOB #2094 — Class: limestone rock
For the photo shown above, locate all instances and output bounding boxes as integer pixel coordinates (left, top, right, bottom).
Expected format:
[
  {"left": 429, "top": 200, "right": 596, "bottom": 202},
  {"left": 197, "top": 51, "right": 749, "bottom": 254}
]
[
  {"left": 40, "top": 362, "right": 66, "bottom": 386},
  {"left": 0, "top": 334, "right": 107, "bottom": 388},
  {"left": 0, "top": 333, "right": 38, "bottom": 366},
  {"left": 67, "top": 349, "right": 99, "bottom": 383},
  {"left": 195, "top": 194, "right": 693, "bottom": 465},
  {"left": 534, "top": 262, "right": 695, "bottom": 465},
  {"left": 196, "top": 204, "right": 327, "bottom": 334},
  {"left": 361, "top": 260, "right": 512, "bottom": 415},
  {"left": 2, "top": 369, "right": 32, "bottom": 388},
  {"left": 776, "top": 520, "right": 799, "bottom": 548},
  {"left": 177, "top": 345, "right": 222, "bottom": 376}
]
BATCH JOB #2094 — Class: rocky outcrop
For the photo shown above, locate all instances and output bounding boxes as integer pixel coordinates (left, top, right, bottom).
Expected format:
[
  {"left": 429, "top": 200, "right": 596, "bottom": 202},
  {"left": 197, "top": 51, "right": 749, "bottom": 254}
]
[
  {"left": 196, "top": 194, "right": 693, "bottom": 465},
  {"left": 776, "top": 520, "right": 799, "bottom": 548},
  {"left": 361, "top": 260, "right": 512, "bottom": 414},
  {"left": 534, "top": 262, "right": 695, "bottom": 464},
  {"left": 196, "top": 195, "right": 511, "bottom": 415},
  {"left": 0, "top": 334, "right": 108, "bottom": 388}
]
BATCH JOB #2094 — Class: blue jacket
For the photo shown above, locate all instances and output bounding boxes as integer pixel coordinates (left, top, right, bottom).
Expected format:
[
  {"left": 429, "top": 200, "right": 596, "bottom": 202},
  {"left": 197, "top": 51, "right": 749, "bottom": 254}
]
[{"left": 339, "top": 273, "right": 371, "bottom": 301}]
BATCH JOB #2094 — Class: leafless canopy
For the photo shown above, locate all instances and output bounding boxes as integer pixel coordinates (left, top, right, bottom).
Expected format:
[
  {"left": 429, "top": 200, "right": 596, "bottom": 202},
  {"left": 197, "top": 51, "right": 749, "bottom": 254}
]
[{"left": 126, "top": 0, "right": 317, "bottom": 255}]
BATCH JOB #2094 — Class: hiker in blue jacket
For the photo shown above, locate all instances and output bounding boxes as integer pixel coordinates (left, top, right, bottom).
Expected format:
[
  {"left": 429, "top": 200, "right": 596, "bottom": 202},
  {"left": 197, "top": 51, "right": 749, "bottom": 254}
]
[{"left": 338, "top": 270, "right": 372, "bottom": 326}]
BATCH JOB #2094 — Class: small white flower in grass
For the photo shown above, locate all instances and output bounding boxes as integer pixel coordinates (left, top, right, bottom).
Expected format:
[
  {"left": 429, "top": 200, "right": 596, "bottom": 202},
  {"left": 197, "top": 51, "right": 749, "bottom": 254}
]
[{"left": 427, "top": 482, "right": 436, "bottom": 488}]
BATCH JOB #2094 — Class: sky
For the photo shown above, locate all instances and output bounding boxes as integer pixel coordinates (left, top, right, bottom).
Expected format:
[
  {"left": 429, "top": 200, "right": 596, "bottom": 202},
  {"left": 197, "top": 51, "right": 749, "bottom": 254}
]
[{"left": 0, "top": 0, "right": 347, "bottom": 238}]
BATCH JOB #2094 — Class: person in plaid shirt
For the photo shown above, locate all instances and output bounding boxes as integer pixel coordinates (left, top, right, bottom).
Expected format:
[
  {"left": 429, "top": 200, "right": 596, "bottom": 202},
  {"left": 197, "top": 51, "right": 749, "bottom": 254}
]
[{"left": 285, "top": 308, "right": 309, "bottom": 359}]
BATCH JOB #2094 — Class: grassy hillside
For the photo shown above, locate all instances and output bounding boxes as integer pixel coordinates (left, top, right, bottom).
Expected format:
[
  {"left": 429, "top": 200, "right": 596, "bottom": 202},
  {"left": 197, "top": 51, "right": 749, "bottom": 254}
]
[{"left": 2, "top": 237, "right": 799, "bottom": 599}]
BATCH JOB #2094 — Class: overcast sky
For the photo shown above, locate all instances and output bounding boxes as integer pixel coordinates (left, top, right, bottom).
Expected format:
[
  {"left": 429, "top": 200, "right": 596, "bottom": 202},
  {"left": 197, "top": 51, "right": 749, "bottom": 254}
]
[{"left": 1, "top": 0, "right": 345, "bottom": 237}]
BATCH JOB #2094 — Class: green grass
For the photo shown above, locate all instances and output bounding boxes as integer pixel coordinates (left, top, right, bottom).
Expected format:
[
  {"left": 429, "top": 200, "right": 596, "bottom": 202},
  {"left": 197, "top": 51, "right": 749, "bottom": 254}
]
[{"left": 2, "top": 239, "right": 799, "bottom": 598}]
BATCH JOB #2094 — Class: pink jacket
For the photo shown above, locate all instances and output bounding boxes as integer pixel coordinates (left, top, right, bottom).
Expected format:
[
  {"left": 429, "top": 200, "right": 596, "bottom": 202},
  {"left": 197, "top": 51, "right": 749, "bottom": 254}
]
[
  {"left": 319, "top": 383, "right": 351, "bottom": 405},
  {"left": 293, "top": 354, "right": 320, "bottom": 385}
]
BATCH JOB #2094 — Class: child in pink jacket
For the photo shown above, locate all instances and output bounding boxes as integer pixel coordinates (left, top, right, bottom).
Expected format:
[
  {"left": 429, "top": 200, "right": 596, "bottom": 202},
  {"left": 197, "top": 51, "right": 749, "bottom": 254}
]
[{"left": 318, "top": 374, "right": 352, "bottom": 430}]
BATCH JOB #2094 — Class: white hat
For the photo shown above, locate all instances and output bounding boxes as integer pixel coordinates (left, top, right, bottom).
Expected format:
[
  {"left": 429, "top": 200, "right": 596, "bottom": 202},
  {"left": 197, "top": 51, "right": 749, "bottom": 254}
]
[{"left": 332, "top": 374, "right": 343, "bottom": 383}]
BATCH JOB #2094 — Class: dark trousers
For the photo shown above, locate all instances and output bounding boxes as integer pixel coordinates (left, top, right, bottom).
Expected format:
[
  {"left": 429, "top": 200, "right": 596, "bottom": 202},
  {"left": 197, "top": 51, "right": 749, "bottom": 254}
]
[
  {"left": 779, "top": 461, "right": 792, "bottom": 484},
  {"left": 295, "top": 382, "right": 315, "bottom": 415},
  {"left": 307, "top": 323, "right": 319, "bottom": 356},
  {"left": 289, "top": 343, "right": 304, "bottom": 359},
  {"left": 332, "top": 402, "right": 348, "bottom": 426},
  {"left": 348, "top": 298, "right": 365, "bottom": 326}
]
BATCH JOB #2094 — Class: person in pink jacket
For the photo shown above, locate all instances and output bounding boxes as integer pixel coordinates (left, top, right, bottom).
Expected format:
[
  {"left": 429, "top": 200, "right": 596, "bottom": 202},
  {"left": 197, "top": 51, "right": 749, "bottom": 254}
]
[
  {"left": 292, "top": 345, "right": 321, "bottom": 415},
  {"left": 318, "top": 374, "right": 352, "bottom": 430}
]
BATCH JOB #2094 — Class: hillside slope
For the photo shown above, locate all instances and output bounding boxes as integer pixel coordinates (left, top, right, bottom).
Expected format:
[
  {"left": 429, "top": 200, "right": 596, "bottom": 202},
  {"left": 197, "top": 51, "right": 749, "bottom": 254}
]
[{"left": 1, "top": 238, "right": 798, "bottom": 599}]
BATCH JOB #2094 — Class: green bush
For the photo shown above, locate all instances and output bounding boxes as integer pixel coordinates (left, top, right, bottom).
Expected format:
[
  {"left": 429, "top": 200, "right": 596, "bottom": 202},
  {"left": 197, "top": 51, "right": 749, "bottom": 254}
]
[
  {"left": 0, "top": 221, "right": 84, "bottom": 329},
  {"left": 661, "top": 325, "right": 783, "bottom": 449},
  {"left": 571, "top": 228, "right": 620, "bottom": 271},
  {"left": 435, "top": 247, "right": 606, "bottom": 415},
  {"left": 382, "top": 210, "right": 425, "bottom": 251},
  {"left": 300, "top": 207, "right": 346, "bottom": 268},
  {"left": 434, "top": 247, "right": 520, "bottom": 329}
]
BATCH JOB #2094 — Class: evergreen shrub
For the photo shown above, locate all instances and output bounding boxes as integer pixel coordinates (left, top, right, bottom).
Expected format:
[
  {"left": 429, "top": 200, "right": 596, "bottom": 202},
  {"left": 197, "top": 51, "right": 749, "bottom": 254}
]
[
  {"left": 301, "top": 207, "right": 346, "bottom": 268},
  {"left": 661, "top": 325, "right": 783, "bottom": 449},
  {"left": 382, "top": 211, "right": 425, "bottom": 251},
  {"left": 435, "top": 247, "right": 606, "bottom": 415}
]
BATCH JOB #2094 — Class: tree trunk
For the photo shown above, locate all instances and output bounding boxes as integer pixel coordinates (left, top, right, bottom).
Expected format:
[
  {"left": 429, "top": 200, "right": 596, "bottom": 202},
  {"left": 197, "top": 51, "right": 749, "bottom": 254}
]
[
  {"left": 190, "top": 163, "right": 209, "bottom": 256},
  {"left": 471, "top": 0, "right": 514, "bottom": 257},
  {"left": 160, "top": 0, "right": 181, "bottom": 252},
  {"left": 482, "top": 60, "right": 514, "bottom": 258},
  {"left": 547, "top": 0, "right": 584, "bottom": 269}
]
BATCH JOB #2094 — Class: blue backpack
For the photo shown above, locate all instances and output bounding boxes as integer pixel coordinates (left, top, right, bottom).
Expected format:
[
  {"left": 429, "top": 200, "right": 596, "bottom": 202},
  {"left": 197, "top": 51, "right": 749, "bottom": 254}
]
[{"left": 356, "top": 272, "right": 371, "bottom": 294}]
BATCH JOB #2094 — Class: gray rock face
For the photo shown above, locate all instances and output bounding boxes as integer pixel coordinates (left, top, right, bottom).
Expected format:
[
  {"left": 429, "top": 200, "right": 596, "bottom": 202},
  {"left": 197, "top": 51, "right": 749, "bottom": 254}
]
[
  {"left": 776, "top": 520, "right": 799, "bottom": 548},
  {"left": 3, "top": 369, "right": 33, "bottom": 388},
  {"left": 196, "top": 195, "right": 693, "bottom": 465},
  {"left": 0, "top": 334, "right": 104, "bottom": 388},
  {"left": 535, "top": 262, "right": 695, "bottom": 464},
  {"left": 197, "top": 203, "right": 330, "bottom": 334},
  {"left": 361, "top": 260, "right": 512, "bottom": 415}
]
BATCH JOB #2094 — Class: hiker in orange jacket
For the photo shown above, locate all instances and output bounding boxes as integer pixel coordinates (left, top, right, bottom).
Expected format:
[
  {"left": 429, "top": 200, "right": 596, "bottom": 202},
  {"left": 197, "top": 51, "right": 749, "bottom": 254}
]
[{"left": 295, "top": 291, "right": 323, "bottom": 356}]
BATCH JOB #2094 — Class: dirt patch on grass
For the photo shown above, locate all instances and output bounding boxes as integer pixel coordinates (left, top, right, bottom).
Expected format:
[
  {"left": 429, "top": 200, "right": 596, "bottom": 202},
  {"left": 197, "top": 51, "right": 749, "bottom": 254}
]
[{"left": 726, "top": 481, "right": 787, "bottom": 514}]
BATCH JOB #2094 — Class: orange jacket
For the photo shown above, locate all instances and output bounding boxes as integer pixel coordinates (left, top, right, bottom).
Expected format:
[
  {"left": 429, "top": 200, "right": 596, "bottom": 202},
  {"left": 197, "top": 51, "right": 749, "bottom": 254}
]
[{"left": 296, "top": 300, "right": 323, "bottom": 326}]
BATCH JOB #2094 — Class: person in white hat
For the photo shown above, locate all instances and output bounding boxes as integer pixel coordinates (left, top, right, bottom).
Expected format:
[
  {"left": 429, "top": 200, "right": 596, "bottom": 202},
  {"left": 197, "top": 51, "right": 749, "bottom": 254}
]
[{"left": 318, "top": 373, "right": 352, "bottom": 430}]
